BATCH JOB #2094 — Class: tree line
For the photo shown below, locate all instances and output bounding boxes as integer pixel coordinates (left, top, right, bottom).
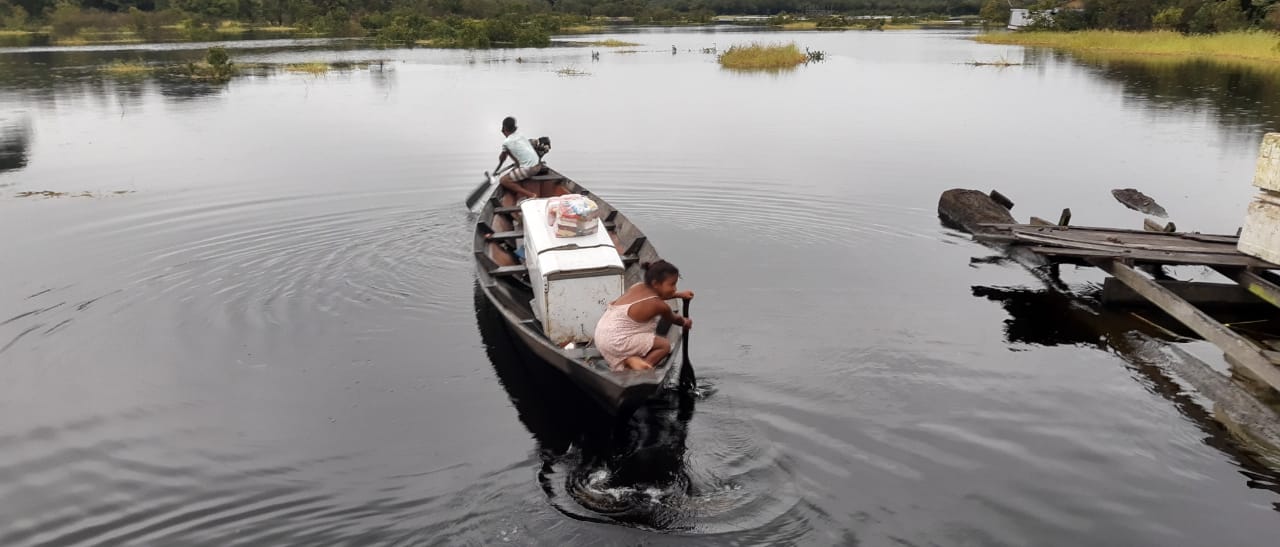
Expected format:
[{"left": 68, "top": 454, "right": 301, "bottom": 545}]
[
  {"left": 3, "top": 0, "right": 1276, "bottom": 46},
  {"left": 0, "top": 0, "right": 984, "bottom": 30},
  {"left": 981, "top": 0, "right": 1280, "bottom": 33}
]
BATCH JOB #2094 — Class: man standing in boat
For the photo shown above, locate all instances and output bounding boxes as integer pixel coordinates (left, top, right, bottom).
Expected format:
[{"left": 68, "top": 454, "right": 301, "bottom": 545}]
[{"left": 496, "top": 116, "right": 545, "bottom": 204}]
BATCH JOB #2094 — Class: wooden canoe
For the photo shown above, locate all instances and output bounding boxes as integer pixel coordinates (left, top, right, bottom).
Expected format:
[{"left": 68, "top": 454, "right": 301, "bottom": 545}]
[{"left": 472, "top": 166, "right": 686, "bottom": 414}]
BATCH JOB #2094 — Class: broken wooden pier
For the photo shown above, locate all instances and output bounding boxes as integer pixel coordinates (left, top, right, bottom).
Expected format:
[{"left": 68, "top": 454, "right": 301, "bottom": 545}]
[
  {"left": 939, "top": 186, "right": 1280, "bottom": 398},
  {"left": 973, "top": 222, "right": 1280, "bottom": 394}
]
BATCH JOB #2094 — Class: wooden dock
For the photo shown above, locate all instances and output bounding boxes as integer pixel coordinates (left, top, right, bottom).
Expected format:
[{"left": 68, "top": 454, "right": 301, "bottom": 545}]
[{"left": 964, "top": 220, "right": 1280, "bottom": 394}]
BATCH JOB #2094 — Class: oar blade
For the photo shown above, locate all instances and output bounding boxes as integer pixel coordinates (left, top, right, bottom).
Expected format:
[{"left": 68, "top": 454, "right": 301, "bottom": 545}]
[
  {"left": 464, "top": 171, "right": 493, "bottom": 210},
  {"left": 680, "top": 298, "right": 695, "bottom": 388}
]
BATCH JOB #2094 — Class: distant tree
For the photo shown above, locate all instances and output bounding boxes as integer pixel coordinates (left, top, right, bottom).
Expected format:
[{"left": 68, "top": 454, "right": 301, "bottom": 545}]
[
  {"left": 1091, "top": 0, "right": 1156, "bottom": 29},
  {"left": 978, "top": 0, "right": 1008, "bottom": 24},
  {"left": 1151, "top": 5, "right": 1183, "bottom": 29}
]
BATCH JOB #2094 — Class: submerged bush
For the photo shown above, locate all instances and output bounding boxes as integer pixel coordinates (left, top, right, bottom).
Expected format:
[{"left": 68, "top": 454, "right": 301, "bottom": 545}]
[{"left": 184, "top": 46, "right": 235, "bottom": 81}]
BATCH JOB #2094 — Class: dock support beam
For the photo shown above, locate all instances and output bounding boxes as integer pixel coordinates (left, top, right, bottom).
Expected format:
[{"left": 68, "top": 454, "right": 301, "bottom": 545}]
[
  {"left": 1092, "top": 258, "right": 1280, "bottom": 393},
  {"left": 1213, "top": 266, "right": 1280, "bottom": 310}
]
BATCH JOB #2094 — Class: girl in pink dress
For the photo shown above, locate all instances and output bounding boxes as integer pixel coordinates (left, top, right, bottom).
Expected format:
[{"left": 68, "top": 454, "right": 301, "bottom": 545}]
[{"left": 593, "top": 260, "right": 694, "bottom": 371}]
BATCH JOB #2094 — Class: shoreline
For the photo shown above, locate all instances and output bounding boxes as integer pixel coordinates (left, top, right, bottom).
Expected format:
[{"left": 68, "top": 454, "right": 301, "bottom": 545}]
[
  {"left": 2, "top": 18, "right": 971, "bottom": 48},
  {"left": 975, "top": 30, "right": 1280, "bottom": 65}
]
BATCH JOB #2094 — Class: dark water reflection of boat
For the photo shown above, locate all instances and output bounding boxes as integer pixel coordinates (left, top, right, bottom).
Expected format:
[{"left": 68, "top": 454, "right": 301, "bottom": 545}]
[{"left": 473, "top": 282, "right": 700, "bottom": 529}]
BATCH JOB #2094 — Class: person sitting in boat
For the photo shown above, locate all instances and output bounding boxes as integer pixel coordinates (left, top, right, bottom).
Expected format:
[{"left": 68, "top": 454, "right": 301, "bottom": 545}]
[
  {"left": 593, "top": 260, "right": 694, "bottom": 371},
  {"left": 496, "top": 116, "right": 546, "bottom": 205}
]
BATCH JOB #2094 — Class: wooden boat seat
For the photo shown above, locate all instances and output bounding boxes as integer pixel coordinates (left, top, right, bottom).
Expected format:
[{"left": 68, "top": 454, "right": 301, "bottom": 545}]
[
  {"left": 568, "top": 345, "right": 611, "bottom": 371},
  {"left": 491, "top": 265, "right": 528, "bottom": 277},
  {"left": 528, "top": 174, "right": 566, "bottom": 182},
  {"left": 489, "top": 230, "right": 522, "bottom": 242}
]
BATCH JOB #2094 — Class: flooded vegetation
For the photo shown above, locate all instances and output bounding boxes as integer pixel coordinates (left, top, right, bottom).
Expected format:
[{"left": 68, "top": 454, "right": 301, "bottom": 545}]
[
  {"left": 99, "top": 59, "right": 153, "bottom": 75},
  {"left": 284, "top": 61, "right": 332, "bottom": 74}
]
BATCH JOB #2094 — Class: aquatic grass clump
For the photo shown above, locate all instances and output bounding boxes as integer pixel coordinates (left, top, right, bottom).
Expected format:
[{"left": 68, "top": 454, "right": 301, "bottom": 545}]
[
  {"left": 555, "top": 67, "right": 590, "bottom": 76},
  {"left": 285, "top": 62, "right": 330, "bottom": 75},
  {"left": 718, "top": 42, "right": 808, "bottom": 71},
  {"left": 975, "top": 30, "right": 1280, "bottom": 64},
  {"left": 582, "top": 39, "right": 640, "bottom": 47},
  {"left": 101, "top": 59, "right": 153, "bottom": 76}
]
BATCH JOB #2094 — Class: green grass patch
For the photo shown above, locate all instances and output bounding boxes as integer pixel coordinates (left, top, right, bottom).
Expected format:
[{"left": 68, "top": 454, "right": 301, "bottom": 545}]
[
  {"left": 0, "top": 30, "right": 34, "bottom": 36},
  {"left": 101, "top": 59, "right": 153, "bottom": 75},
  {"left": 975, "top": 30, "right": 1280, "bottom": 64},
  {"left": 718, "top": 41, "right": 808, "bottom": 71}
]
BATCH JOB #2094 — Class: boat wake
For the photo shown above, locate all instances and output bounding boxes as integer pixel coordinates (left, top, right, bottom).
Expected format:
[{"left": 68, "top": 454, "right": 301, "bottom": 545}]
[{"left": 475, "top": 283, "right": 804, "bottom": 536}]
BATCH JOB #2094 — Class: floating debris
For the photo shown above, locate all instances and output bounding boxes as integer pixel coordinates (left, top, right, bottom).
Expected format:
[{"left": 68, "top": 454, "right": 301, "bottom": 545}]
[
  {"left": 13, "top": 190, "right": 135, "bottom": 199},
  {"left": 1111, "top": 188, "right": 1168, "bottom": 218},
  {"left": 965, "top": 57, "right": 1023, "bottom": 67},
  {"left": 554, "top": 67, "right": 591, "bottom": 77}
]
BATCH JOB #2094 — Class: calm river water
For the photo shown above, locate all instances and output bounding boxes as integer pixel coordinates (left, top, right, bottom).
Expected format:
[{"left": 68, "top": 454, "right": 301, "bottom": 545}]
[{"left": 2, "top": 27, "right": 1279, "bottom": 546}]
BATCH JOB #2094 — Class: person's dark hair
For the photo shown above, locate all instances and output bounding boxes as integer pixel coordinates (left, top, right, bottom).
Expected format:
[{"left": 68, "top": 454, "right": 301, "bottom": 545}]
[
  {"left": 641, "top": 260, "right": 679, "bottom": 286},
  {"left": 502, "top": 116, "right": 517, "bottom": 133}
]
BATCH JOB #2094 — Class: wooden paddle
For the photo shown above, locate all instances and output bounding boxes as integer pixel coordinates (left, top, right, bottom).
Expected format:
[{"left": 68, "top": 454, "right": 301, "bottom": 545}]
[
  {"left": 680, "top": 297, "right": 695, "bottom": 389},
  {"left": 464, "top": 162, "right": 513, "bottom": 210}
]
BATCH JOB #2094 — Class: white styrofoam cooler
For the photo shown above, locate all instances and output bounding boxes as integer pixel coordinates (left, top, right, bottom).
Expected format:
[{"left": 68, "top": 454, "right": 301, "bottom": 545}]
[
  {"left": 1239, "top": 190, "right": 1280, "bottom": 265},
  {"left": 520, "top": 197, "right": 625, "bottom": 346},
  {"left": 1253, "top": 133, "right": 1280, "bottom": 193},
  {"left": 1240, "top": 133, "right": 1280, "bottom": 265}
]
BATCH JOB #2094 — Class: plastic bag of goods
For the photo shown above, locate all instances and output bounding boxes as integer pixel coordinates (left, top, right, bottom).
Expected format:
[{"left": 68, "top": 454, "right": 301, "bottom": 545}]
[{"left": 546, "top": 194, "right": 601, "bottom": 238}]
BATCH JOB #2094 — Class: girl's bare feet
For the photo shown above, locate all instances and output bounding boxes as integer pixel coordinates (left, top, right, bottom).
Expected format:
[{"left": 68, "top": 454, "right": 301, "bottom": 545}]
[{"left": 622, "top": 356, "right": 653, "bottom": 371}]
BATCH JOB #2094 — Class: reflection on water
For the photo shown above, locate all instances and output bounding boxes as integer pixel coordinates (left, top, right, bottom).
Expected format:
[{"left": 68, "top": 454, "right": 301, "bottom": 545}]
[
  {"left": 972, "top": 284, "right": 1177, "bottom": 348},
  {"left": 1029, "top": 47, "right": 1280, "bottom": 138},
  {"left": 0, "top": 30, "right": 314, "bottom": 49},
  {"left": 0, "top": 116, "right": 29, "bottom": 175},
  {"left": 0, "top": 47, "right": 396, "bottom": 106},
  {"left": 969, "top": 280, "right": 1280, "bottom": 490}
]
